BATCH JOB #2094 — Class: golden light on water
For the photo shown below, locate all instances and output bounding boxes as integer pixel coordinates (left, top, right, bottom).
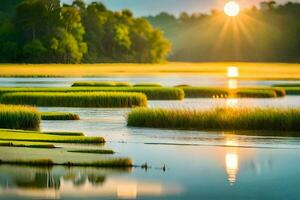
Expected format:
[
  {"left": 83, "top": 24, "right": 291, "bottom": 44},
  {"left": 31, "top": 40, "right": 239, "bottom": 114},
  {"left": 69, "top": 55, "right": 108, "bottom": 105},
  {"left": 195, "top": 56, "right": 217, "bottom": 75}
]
[
  {"left": 227, "top": 66, "right": 239, "bottom": 78},
  {"left": 226, "top": 98, "right": 238, "bottom": 107},
  {"left": 225, "top": 152, "right": 239, "bottom": 184},
  {"left": 228, "top": 79, "right": 238, "bottom": 89},
  {"left": 224, "top": 1, "right": 240, "bottom": 17},
  {"left": 117, "top": 183, "right": 137, "bottom": 199}
]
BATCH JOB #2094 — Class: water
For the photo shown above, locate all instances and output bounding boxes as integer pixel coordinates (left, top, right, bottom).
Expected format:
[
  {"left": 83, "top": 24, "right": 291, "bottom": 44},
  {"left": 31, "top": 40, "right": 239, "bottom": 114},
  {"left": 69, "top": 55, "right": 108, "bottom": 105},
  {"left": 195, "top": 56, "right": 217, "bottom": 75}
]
[
  {"left": 0, "top": 76, "right": 299, "bottom": 88},
  {"left": 1, "top": 77, "right": 300, "bottom": 199}
]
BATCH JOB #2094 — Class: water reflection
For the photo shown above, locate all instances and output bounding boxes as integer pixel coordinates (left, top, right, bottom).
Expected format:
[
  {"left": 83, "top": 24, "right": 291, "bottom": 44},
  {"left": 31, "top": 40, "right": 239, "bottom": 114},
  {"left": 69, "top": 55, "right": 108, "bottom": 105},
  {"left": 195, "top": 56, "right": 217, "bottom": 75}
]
[
  {"left": 228, "top": 79, "right": 238, "bottom": 89},
  {"left": 225, "top": 136, "right": 239, "bottom": 185},
  {"left": 0, "top": 165, "right": 181, "bottom": 199},
  {"left": 225, "top": 152, "right": 239, "bottom": 185},
  {"left": 226, "top": 98, "right": 238, "bottom": 107}
]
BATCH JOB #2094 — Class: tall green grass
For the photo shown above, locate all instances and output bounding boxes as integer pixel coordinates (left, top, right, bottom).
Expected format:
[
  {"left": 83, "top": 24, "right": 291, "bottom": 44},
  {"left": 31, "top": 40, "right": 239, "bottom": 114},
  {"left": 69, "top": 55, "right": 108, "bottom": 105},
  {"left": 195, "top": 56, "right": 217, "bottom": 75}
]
[
  {"left": 0, "top": 92, "right": 147, "bottom": 108},
  {"left": 271, "top": 85, "right": 300, "bottom": 95},
  {"left": 0, "top": 158, "right": 133, "bottom": 167},
  {"left": 72, "top": 81, "right": 132, "bottom": 87},
  {"left": 179, "top": 87, "right": 285, "bottom": 98},
  {"left": 0, "top": 87, "right": 184, "bottom": 100},
  {"left": 272, "top": 84, "right": 300, "bottom": 87},
  {"left": 0, "top": 104, "right": 40, "bottom": 130},
  {"left": 41, "top": 112, "right": 80, "bottom": 120},
  {"left": 0, "top": 129, "right": 105, "bottom": 143},
  {"left": 68, "top": 149, "right": 115, "bottom": 154},
  {"left": 127, "top": 107, "right": 300, "bottom": 133},
  {"left": 0, "top": 141, "right": 55, "bottom": 148}
]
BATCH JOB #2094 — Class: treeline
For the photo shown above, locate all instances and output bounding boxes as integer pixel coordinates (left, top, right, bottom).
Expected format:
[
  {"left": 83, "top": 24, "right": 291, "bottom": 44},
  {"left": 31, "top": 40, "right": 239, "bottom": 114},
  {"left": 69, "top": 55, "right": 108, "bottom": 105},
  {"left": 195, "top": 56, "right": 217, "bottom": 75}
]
[
  {"left": 146, "top": 1, "right": 300, "bottom": 62},
  {"left": 0, "top": 0, "right": 170, "bottom": 63}
]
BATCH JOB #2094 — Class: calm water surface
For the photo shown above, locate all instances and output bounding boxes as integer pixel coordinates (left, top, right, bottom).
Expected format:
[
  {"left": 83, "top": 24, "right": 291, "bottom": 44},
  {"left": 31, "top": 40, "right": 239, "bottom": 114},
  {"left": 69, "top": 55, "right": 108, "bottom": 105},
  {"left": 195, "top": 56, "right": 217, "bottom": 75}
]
[{"left": 1, "top": 77, "right": 300, "bottom": 199}]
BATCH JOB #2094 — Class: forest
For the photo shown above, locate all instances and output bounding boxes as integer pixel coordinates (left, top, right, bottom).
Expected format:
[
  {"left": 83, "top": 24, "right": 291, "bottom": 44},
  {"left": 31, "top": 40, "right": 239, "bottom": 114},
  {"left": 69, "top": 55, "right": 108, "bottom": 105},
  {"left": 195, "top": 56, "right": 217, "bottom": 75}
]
[
  {"left": 147, "top": 1, "right": 300, "bottom": 62},
  {"left": 0, "top": 0, "right": 171, "bottom": 63}
]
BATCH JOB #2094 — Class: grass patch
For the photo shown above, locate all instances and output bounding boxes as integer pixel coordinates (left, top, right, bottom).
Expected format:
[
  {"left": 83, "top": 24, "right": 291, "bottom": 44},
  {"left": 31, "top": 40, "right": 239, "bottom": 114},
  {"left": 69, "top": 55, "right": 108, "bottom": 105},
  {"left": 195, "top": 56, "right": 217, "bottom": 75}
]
[
  {"left": 178, "top": 87, "right": 284, "bottom": 98},
  {"left": 0, "top": 129, "right": 105, "bottom": 143},
  {"left": 0, "top": 104, "right": 40, "bottom": 130},
  {"left": 133, "top": 83, "right": 162, "bottom": 87},
  {"left": 271, "top": 85, "right": 300, "bottom": 95},
  {"left": 272, "top": 84, "right": 300, "bottom": 87},
  {"left": 72, "top": 81, "right": 132, "bottom": 87},
  {"left": 0, "top": 159, "right": 54, "bottom": 166},
  {"left": 0, "top": 92, "right": 147, "bottom": 108},
  {"left": 41, "top": 112, "right": 80, "bottom": 120},
  {"left": 0, "top": 158, "right": 133, "bottom": 167},
  {"left": 43, "top": 131, "right": 84, "bottom": 136},
  {"left": 68, "top": 149, "right": 115, "bottom": 154},
  {"left": 0, "top": 141, "right": 55, "bottom": 148},
  {"left": 127, "top": 107, "right": 300, "bottom": 133},
  {"left": 62, "top": 158, "right": 133, "bottom": 167},
  {"left": 0, "top": 87, "right": 184, "bottom": 100}
]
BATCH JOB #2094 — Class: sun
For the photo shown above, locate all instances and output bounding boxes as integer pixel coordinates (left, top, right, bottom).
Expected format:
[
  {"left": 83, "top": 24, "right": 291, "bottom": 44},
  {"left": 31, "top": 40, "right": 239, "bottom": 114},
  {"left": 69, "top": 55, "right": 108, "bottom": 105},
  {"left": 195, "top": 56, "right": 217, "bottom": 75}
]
[{"left": 224, "top": 1, "right": 240, "bottom": 17}]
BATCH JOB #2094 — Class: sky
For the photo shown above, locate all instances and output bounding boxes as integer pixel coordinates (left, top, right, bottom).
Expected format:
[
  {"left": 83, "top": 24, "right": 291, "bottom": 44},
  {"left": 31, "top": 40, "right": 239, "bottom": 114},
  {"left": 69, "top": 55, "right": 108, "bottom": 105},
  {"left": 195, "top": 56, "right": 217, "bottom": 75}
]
[{"left": 63, "top": 0, "right": 298, "bottom": 16}]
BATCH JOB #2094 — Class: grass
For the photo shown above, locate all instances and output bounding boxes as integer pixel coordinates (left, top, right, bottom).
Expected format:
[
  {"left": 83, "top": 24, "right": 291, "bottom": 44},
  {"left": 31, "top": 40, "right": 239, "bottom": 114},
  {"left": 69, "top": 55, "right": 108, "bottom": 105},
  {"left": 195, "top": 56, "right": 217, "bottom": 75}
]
[
  {"left": 0, "top": 141, "right": 55, "bottom": 148},
  {"left": 0, "top": 159, "right": 54, "bottom": 166},
  {"left": 43, "top": 131, "right": 84, "bottom": 136},
  {"left": 272, "top": 84, "right": 300, "bottom": 87},
  {"left": 0, "top": 87, "right": 184, "bottom": 100},
  {"left": 0, "top": 92, "right": 148, "bottom": 108},
  {"left": 0, "top": 104, "right": 40, "bottom": 130},
  {"left": 133, "top": 83, "right": 162, "bottom": 87},
  {"left": 0, "top": 158, "right": 133, "bottom": 167},
  {"left": 1, "top": 63, "right": 300, "bottom": 80},
  {"left": 178, "top": 87, "right": 285, "bottom": 98},
  {"left": 41, "top": 112, "right": 80, "bottom": 120},
  {"left": 0, "top": 129, "right": 105, "bottom": 143},
  {"left": 72, "top": 81, "right": 132, "bottom": 87},
  {"left": 68, "top": 149, "right": 115, "bottom": 154},
  {"left": 127, "top": 107, "right": 300, "bottom": 133}
]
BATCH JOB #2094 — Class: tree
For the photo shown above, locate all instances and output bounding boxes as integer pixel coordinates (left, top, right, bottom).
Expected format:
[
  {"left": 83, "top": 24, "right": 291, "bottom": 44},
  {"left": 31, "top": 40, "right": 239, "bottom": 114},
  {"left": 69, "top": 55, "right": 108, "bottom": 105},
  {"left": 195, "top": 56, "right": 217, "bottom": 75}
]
[
  {"left": 15, "top": 0, "right": 47, "bottom": 41},
  {"left": 50, "top": 28, "right": 86, "bottom": 63},
  {"left": 22, "top": 39, "right": 47, "bottom": 63}
]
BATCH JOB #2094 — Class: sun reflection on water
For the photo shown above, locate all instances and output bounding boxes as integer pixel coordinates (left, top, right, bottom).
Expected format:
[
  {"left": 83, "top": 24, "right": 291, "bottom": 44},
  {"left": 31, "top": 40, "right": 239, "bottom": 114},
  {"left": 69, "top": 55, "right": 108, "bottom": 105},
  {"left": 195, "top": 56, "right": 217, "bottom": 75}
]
[
  {"left": 225, "top": 135, "right": 239, "bottom": 185},
  {"left": 226, "top": 98, "right": 238, "bottom": 107},
  {"left": 225, "top": 152, "right": 239, "bottom": 185},
  {"left": 228, "top": 79, "right": 238, "bottom": 89}
]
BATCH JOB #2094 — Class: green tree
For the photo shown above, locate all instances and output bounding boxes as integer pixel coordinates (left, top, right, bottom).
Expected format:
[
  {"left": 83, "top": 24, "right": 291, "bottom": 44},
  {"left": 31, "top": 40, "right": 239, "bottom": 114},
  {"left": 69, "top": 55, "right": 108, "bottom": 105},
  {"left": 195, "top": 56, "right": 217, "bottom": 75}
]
[{"left": 22, "top": 39, "right": 47, "bottom": 63}]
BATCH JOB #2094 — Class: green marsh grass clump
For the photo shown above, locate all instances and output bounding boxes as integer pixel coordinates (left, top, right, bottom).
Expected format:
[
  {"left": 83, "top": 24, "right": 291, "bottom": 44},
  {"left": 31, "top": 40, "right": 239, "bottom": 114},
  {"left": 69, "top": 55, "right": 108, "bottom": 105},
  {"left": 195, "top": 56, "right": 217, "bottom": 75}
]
[
  {"left": 133, "top": 83, "right": 162, "bottom": 87},
  {"left": 68, "top": 149, "right": 115, "bottom": 154},
  {"left": 72, "top": 81, "right": 132, "bottom": 87},
  {"left": 0, "top": 92, "right": 147, "bottom": 108},
  {"left": 271, "top": 86, "right": 300, "bottom": 95},
  {"left": 179, "top": 87, "right": 284, "bottom": 98},
  {"left": 0, "top": 159, "right": 54, "bottom": 166},
  {"left": 0, "top": 141, "right": 55, "bottom": 148},
  {"left": 0, "top": 87, "right": 184, "bottom": 100},
  {"left": 272, "top": 84, "right": 300, "bottom": 87},
  {"left": 127, "top": 107, "right": 300, "bottom": 133},
  {"left": 0, "top": 104, "right": 40, "bottom": 130},
  {"left": 235, "top": 89, "right": 277, "bottom": 98},
  {"left": 43, "top": 131, "right": 84, "bottom": 136},
  {"left": 0, "top": 158, "right": 133, "bottom": 167},
  {"left": 41, "top": 112, "right": 80, "bottom": 120},
  {"left": 62, "top": 158, "right": 133, "bottom": 167},
  {"left": 0, "top": 129, "right": 105, "bottom": 143}
]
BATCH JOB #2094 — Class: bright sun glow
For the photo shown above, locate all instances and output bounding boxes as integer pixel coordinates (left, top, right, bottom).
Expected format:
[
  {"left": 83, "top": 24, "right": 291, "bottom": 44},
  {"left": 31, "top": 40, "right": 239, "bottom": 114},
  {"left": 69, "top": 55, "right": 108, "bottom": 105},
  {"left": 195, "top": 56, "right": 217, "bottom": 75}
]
[
  {"left": 224, "top": 1, "right": 240, "bottom": 17},
  {"left": 227, "top": 66, "right": 239, "bottom": 78}
]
